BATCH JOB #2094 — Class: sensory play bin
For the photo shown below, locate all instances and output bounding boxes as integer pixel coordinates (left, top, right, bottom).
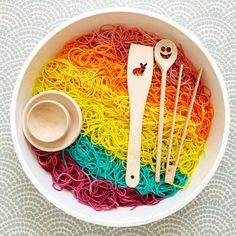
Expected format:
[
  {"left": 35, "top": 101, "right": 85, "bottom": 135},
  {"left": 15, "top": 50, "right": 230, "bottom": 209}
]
[{"left": 30, "top": 24, "right": 214, "bottom": 211}]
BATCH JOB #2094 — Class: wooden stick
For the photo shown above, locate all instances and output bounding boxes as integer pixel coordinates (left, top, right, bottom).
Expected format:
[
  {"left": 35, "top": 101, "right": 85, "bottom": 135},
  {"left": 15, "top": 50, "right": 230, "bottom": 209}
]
[
  {"left": 165, "top": 64, "right": 183, "bottom": 183},
  {"left": 155, "top": 70, "right": 167, "bottom": 182},
  {"left": 165, "top": 68, "right": 203, "bottom": 183}
]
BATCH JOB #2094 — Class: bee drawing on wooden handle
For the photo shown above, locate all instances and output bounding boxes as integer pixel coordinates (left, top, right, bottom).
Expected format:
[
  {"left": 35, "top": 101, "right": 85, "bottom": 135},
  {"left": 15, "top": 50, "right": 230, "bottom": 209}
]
[{"left": 132, "top": 63, "right": 147, "bottom": 76}]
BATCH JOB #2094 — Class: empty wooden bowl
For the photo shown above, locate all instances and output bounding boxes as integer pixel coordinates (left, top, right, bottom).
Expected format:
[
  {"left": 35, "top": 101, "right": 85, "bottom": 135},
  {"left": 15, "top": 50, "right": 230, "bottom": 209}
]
[
  {"left": 22, "top": 90, "right": 83, "bottom": 152},
  {"left": 27, "top": 100, "right": 71, "bottom": 143}
]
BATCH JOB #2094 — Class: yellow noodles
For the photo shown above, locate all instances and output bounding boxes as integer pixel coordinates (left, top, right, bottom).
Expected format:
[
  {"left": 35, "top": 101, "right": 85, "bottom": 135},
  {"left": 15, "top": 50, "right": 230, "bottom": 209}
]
[{"left": 33, "top": 58, "right": 206, "bottom": 176}]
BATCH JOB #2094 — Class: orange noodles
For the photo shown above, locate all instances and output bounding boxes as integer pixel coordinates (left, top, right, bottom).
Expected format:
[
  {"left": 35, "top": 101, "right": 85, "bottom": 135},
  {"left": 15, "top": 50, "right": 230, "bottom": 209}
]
[
  {"left": 58, "top": 24, "right": 161, "bottom": 64},
  {"left": 58, "top": 37, "right": 213, "bottom": 140},
  {"left": 33, "top": 25, "right": 214, "bottom": 177}
]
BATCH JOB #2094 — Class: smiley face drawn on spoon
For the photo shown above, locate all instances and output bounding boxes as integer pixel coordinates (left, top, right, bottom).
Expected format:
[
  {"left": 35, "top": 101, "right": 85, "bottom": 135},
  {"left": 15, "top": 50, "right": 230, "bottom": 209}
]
[
  {"left": 154, "top": 39, "right": 177, "bottom": 72},
  {"left": 160, "top": 46, "right": 172, "bottom": 59}
]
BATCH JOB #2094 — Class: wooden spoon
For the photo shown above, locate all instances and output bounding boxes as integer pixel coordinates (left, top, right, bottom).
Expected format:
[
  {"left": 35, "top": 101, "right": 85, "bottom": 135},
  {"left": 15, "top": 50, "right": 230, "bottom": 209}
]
[
  {"left": 154, "top": 39, "right": 178, "bottom": 182},
  {"left": 125, "top": 44, "right": 154, "bottom": 188}
]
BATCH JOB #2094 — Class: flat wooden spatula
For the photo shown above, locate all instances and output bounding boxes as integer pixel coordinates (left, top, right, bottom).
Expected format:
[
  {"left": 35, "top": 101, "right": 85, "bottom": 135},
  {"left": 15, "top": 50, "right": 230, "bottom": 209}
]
[{"left": 126, "top": 44, "right": 154, "bottom": 188}]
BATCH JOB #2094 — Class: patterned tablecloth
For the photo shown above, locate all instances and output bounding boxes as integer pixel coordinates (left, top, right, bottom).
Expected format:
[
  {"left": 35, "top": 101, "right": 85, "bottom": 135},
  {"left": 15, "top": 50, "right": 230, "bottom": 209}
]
[{"left": 0, "top": 0, "right": 235, "bottom": 235}]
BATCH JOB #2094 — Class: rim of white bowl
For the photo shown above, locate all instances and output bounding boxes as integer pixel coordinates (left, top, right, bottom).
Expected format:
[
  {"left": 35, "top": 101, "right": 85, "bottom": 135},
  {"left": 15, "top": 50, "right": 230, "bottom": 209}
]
[{"left": 10, "top": 8, "right": 230, "bottom": 227}]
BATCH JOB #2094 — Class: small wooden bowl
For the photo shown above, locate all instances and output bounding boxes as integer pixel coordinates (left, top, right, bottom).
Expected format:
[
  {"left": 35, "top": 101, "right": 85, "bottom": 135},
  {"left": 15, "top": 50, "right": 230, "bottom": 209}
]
[
  {"left": 27, "top": 100, "right": 71, "bottom": 143},
  {"left": 22, "top": 90, "right": 83, "bottom": 152}
]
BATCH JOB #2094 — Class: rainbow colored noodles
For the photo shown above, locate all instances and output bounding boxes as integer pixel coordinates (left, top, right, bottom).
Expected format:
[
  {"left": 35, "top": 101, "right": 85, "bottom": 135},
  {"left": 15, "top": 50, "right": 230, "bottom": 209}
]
[{"left": 32, "top": 25, "right": 214, "bottom": 210}]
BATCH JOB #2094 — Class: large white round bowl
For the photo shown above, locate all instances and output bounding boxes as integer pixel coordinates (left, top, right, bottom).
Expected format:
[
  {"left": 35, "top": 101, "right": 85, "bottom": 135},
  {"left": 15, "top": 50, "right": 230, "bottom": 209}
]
[{"left": 11, "top": 8, "right": 230, "bottom": 227}]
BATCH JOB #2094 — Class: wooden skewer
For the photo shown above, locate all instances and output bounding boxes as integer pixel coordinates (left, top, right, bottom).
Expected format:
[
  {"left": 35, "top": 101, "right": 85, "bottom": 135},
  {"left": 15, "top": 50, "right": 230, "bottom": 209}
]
[
  {"left": 165, "top": 68, "right": 203, "bottom": 183},
  {"left": 165, "top": 64, "right": 183, "bottom": 183}
]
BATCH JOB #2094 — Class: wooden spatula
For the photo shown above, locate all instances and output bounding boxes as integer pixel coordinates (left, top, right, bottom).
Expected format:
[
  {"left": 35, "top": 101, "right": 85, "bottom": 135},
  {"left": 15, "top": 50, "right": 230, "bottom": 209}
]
[{"left": 125, "top": 44, "right": 154, "bottom": 188}]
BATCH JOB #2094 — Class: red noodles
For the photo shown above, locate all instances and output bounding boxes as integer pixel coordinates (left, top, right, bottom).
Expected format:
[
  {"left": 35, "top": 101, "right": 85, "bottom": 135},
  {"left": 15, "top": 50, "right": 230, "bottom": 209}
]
[{"left": 33, "top": 147, "right": 162, "bottom": 211}]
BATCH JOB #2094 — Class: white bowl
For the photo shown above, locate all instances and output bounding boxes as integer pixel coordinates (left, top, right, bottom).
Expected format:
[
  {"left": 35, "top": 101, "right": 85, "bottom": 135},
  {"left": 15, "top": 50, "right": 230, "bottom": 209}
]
[{"left": 11, "top": 8, "right": 230, "bottom": 227}]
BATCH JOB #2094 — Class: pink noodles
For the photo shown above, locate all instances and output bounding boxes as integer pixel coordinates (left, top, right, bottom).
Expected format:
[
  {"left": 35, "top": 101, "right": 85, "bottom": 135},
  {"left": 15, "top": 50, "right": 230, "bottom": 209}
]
[{"left": 33, "top": 147, "right": 162, "bottom": 211}]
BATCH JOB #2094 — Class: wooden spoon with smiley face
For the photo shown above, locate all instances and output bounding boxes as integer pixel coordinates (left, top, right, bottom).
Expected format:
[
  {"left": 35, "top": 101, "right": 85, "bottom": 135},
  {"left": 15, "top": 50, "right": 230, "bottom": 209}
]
[{"left": 154, "top": 39, "right": 178, "bottom": 182}]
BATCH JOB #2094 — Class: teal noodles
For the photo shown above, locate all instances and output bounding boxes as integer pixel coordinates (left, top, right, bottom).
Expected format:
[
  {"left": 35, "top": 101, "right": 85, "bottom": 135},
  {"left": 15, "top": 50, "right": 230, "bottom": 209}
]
[{"left": 66, "top": 135, "right": 188, "bottom": 197}]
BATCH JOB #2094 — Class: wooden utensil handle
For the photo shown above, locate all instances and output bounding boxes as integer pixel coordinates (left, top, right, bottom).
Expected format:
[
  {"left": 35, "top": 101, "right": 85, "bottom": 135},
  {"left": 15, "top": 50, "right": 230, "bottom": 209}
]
[
  {"left": 165, "top": 65, "right": 183, "bottom": 183},
  {"left": 155, "top": 70, "right": 167, "bottom": 182},
  {"left": 165, "top": 165, "right": 176, "bottom": 183},
  {"left": 126, "top": 105, "right": 144, "bottom": 188},
  {"left": 174, "top": 69, "right": 203, "bottom": 167},
  {"left": 166, "top": 69, "right": 202, "bottom": 184}
]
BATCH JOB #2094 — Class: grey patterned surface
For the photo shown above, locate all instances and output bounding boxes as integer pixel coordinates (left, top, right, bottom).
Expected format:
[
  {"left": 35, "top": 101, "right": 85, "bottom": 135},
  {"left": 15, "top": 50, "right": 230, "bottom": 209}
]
[{"left": 0, "top": 0, "right": 236, "bottom": 235}]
